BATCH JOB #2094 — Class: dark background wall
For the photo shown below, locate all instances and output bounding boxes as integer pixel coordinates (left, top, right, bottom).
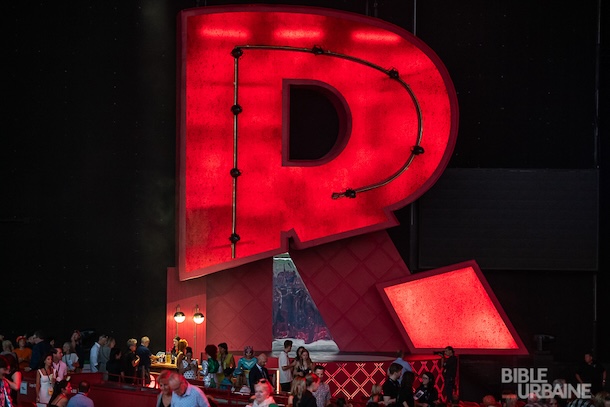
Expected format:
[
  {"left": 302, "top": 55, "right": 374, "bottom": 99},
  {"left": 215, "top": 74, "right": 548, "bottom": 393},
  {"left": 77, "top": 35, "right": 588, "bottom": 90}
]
[{"left": 4, "top": 0, "right": 608, "bottom": 398}]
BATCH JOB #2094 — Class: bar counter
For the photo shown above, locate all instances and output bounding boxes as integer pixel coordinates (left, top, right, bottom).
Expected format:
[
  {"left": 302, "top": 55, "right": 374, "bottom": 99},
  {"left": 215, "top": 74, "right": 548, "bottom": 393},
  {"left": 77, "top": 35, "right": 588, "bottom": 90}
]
[{"left": 151, "top": 361, "right": 179, "bottom": 371}]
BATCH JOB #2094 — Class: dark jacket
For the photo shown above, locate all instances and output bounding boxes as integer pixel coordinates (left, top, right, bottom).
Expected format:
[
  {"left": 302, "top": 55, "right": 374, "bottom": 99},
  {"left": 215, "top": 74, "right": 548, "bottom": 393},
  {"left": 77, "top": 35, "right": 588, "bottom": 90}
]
[{"left": 248, "top": 364, "right": 271, "bottom": 393}]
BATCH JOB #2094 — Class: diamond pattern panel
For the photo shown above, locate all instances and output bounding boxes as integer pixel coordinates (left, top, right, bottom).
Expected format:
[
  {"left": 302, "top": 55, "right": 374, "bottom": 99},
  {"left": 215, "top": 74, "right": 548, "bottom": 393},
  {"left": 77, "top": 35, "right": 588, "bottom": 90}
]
[
  {"left": 324, "top": 362, "right": 386, "bottom": 400},
  {"left": 202, "top": 231, "right": 411, "bottom": 353},
  {"left": 203, "top": 231, "right": 409, "bottom": 353},
  {"left": 321, "top": 359, "right": 449, "bottom": 402},
  {"left": 291, "top": 230, "right": 410, "bottom": 352},
  {"left": 206, "top": 257, "right": 274, "bottom": 352}
]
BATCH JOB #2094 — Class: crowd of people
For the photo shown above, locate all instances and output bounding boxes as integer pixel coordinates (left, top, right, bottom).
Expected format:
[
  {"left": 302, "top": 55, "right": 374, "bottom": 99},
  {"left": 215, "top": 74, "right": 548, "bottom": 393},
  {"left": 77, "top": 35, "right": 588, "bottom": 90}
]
[
  {"left": 365, "top": 348, "right": 608, "bottom": 407},
  {"left": 0, "top": 329, "right": 162, "bottom": 406},
  {"left": 152, "top": 340, "right": 453, "bottom": 407},
  {"left": 150, "top": 339, "right": 336, "bottom": 407},
  {"left": 466, "top": 352, "right": 608, "bottom": 407},
  {"left": 0, "top": 345, "right": 94, "bottom": 407},
  {"left": 1, "top": 332, "right": 608, "bottom": 407},
  {"left": 152, "top": 338, "right": 333, "bottom": 407},
  {"left": 364, "top": 346, "right": 456, "bottom": 407}
]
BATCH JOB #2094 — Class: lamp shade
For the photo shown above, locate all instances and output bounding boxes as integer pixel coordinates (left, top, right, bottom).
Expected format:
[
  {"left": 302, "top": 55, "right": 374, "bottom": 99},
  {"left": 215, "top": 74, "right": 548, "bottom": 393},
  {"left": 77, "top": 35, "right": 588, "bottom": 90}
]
[
  {"left": 174, "top": 305, "right": 186, "bottom": 323},
  {"left": 193, "top": 312, "right": 205, "bottom": 324},
  {"left": 193, "top": 304, "right": 205, "bottom": 324}
]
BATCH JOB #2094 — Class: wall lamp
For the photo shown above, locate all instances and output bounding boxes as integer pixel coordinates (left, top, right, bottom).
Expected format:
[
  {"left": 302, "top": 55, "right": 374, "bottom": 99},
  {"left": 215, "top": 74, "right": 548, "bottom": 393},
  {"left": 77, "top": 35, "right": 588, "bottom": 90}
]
[
  {"left": 193, "top": 305, "right": 205, "bottom": 324},
  {"left": 174, "top": 305, "right": 186, "bottom": 323}
]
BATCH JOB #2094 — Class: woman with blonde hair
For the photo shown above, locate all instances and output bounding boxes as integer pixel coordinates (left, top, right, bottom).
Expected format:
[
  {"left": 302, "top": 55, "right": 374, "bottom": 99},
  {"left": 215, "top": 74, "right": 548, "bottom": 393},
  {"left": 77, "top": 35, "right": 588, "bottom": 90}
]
[
  {"left": 369, "top": 384, "right": 382, "bottom": 404},
  {"left": 250, "top": 379, "right": 278, "bottom": 407},
  {"left": 300, "top": 374, "right": 320, "bottom": 407},
  {"left": 287, "top": 376, "right": 306, "bottom": 407},
  {"left": 61, "top": 342, "right": 79, "bottom": 373},
  {"left": 592, "top": 391, "right": 610, "bottom": 407},
  {"left": 156, "top": 370, "right": 173, "bottom": 407},
  {"left": 123, "top": 338, "right": 140, "bottom": 384},
  {"left": 1, "top": 340, "right": 17, "bottom": 362}
]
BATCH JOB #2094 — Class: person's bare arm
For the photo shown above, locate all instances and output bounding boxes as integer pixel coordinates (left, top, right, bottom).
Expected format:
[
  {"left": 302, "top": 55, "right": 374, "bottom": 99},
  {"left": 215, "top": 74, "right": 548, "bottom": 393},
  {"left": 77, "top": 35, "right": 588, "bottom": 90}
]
[
  {"left": 36, "top": 370, "right": 41, "bottom": 403},
  {"left": 8, "top": 371, "right": 22, "bottom": 390},
  {"left": 384, "top": 396, "right": 396, "bottom": 405}
]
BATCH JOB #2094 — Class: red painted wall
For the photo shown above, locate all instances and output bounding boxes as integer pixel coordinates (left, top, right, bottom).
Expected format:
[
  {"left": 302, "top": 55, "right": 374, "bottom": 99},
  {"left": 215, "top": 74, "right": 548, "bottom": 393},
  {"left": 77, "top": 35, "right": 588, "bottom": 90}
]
[
  {"left": 166, "top": 267, "right": 208, "bottom": 357},
  {"left": 168, "top": 231, "right": 409, "bottom": 354}
]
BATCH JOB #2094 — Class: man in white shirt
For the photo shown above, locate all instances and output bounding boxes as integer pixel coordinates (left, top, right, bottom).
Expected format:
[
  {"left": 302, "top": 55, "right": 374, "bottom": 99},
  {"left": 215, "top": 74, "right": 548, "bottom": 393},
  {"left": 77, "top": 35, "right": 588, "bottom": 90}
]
[
  {"left": 52, "top": 348, "right": 69, "bottom": 381},
  {"left": 89, "top": 335, "right": 107, "bottom": 373},
  {"left": 279, "top": 340, "right": 294, "bottom": 392}
]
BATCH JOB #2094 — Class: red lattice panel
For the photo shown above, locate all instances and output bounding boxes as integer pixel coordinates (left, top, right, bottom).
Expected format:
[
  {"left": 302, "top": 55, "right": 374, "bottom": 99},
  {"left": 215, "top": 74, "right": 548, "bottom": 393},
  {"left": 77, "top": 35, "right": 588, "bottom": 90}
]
[
  {"left": 324, "top": 362, "right": 387, "bottom": 401},
  {"left": 320, "top": 359, "right": 449, "bottom": 403}
]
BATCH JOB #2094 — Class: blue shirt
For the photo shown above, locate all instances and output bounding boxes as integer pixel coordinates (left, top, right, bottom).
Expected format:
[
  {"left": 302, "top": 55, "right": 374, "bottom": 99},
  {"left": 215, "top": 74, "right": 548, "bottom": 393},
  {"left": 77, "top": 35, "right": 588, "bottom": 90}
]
[
  {"left": 393, "top": 357, "right": 413, "bottom": 373},
  {"left": 136, "top": 345, "right": 152, "bottom": 370},
  {"left": 390, "top": 357, "right": 413, "bottom": 384},
  {"left": 66, "top": 392, "right": 95, "bottom": 407},
  {"left": 171, "top": 383, "right": 210, "bottom": 407}
]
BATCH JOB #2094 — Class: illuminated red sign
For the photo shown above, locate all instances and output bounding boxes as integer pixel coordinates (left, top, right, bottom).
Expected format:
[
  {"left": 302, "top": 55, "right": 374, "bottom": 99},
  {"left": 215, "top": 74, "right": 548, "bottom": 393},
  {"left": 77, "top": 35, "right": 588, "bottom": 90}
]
[
  {"left": 178, "top": 6, "right": 458, "bottom": 279},
  {"left": 377, "top": 260, "right": 528, "bottom": 354}
]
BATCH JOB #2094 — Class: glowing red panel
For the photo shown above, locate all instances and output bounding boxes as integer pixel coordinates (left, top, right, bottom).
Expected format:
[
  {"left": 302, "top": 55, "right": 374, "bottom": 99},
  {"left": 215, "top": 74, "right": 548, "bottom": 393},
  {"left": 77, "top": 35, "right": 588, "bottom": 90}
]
[
  {"left": 273, "top": 29, "right": 324, "bottom": 40},
  {"left": 178, "top": 6, "right": 458, "bottom": 279},
  {"left": 351, "top": 30, "right": 402, "bottom": 43},
  {"left": 377, "top": 261, "right": 528, "bottom": 354}
]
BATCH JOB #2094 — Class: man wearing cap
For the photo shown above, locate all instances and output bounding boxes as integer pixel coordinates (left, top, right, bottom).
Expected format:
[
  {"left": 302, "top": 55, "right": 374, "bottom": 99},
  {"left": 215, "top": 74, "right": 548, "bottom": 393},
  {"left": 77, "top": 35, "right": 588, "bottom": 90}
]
[{"left": 14, "top": 336, "right": 31, "bottom": 371}]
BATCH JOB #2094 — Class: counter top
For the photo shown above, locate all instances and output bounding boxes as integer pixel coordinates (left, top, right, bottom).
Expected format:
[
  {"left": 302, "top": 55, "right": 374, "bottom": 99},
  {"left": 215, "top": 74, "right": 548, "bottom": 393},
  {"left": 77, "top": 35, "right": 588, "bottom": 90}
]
[{"left": 151, "top": 362, "right": 178, "bottom": 370}]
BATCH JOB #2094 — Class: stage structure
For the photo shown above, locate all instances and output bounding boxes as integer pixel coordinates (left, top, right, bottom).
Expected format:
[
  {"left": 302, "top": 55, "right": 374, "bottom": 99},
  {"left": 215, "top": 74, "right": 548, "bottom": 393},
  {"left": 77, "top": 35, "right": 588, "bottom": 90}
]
[{"left": 167, "top": 5, "right": 525, "bottom": 401}]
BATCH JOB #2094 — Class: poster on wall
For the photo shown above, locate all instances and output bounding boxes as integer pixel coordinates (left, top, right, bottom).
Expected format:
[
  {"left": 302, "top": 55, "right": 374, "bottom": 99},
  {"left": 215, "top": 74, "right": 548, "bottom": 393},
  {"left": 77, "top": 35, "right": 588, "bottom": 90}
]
[{"left": 272, "top": 253, "right": 339, "bottom": 356}]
